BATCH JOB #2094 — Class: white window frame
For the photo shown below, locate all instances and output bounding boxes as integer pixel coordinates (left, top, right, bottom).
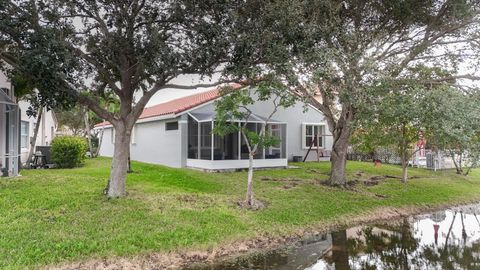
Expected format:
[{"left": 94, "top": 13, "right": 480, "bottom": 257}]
[
  {"left": 302, "top": 123, "right": 325, "bottom": 149},
  {"left": 20, "top": 121, "right": 29, "bottom": 149},
  {"left": 165, "top": 121, "right": 179, "bottom": 131}
]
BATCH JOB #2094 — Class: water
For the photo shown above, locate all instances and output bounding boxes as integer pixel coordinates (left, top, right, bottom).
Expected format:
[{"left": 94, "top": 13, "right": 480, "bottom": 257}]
[{"left": 185, "top": 204, "right": 480, "bottom": 269}]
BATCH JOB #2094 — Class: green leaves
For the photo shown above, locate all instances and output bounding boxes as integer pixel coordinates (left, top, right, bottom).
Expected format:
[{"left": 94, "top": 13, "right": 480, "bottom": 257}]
[
  {"left": 213, "top": 86, "right": 294, "bottom": 151},
  {"left": 51, "top": 136, "right": 88, "bottom": 169},
  {"left": 423, "top": 87, "right": 480, "bottom": 158}
]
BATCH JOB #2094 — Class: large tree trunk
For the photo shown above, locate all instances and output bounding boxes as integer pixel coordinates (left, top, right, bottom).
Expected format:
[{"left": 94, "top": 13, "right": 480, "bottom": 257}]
[
  {"left": 106, "top": 123, "right": 131, "bottom": 198},
  {"left": 246, "top": 153, "right": 254, "bottom": 206},
  {"left": 27, "top": 108, "right": 43, "bottom": 165},
  {"left": 329, "top": 125, "right": 350, "bottom": 186}
]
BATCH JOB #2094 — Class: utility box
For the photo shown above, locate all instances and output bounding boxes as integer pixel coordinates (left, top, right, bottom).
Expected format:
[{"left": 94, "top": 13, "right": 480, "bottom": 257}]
[{"left": 292, "top": 156, "right": 303, "bottom": 162}]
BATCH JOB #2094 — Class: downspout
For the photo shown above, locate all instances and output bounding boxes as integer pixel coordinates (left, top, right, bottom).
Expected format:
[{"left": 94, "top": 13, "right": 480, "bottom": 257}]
[
  {"left": 41, "top": 107, "right": 46, "bottom": 145},
  {"left": 18, "top": 106, "right": 21, "bottom": 173},
  {"left": 5, "top": 106, "right": 9, "bottom": 174}
]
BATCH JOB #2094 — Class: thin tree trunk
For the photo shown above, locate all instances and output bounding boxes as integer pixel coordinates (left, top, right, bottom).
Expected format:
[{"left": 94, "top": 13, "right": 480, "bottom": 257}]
[
  {"left": 450, "top": 150, "right": 463, "bottom": 174},
  {"left": 459, "top": 152, "right": 463, "bottom": 174},
  {"left": 27, "top": 108, "right": 43, "bottom": 165},
  {"left": 329, "top": 128, "right": 350, "bottom": 186},
  {"left": 444, "top": 211, "right": 457, "bottom": 252},
  {"left": 399, "top": 125, "right": 409, "bottom": 183},
  {"left": 246, "top": 153, "right": 254, "bottom": 206},
  {"left": 465, "top": 163, "right": 474, "bottom": 176},
  {"left": 95, "top": 125, "right": 105, "bottom": 157},
  {"left": 106, "top": 124, "right": 131, "bottom": 198},
  {"left": 127, "top": 149, "right": 133, "bottom": 173},
  {"left": 83, "top": 106, "right": 93, "bottom": 157},
  {"left": 401, "top": 158, "right": 408, "bottom": 183}
]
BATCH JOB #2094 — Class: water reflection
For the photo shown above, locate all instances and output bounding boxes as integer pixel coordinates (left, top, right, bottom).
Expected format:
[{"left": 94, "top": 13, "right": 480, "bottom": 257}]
[{"left": 185, "top": 204, "right": 480, "bottom": 270}]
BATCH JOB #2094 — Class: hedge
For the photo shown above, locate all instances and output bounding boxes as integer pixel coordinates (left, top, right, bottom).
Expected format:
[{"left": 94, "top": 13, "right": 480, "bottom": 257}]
[{"left": 51, "top": 136, "right": 88, "bottom": 168}]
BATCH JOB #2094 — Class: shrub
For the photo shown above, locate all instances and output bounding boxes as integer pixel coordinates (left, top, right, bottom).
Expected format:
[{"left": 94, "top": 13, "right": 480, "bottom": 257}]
[{"left": 51, "top": 136, "right": 88, "bottom": 168}]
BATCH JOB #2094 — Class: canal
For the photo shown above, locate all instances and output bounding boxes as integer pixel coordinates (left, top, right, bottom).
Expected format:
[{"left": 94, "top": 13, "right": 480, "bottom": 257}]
[{"left": 185, "top": 204, "right": 480, "bottom": 269}]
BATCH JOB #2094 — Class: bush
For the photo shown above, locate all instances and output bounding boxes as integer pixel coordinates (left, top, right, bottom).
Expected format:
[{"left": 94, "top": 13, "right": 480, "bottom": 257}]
[{"left": 51, "top": 136, "right": 88, "bottom": 168}]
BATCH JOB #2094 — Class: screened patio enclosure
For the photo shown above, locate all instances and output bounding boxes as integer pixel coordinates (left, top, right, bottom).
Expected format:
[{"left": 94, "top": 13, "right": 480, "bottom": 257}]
[
  {"left": 187, "top": 112, "right": 288, "bottom": 170},
  {"left": 0, "top": 90, "right": 19, "bottom": 177}
]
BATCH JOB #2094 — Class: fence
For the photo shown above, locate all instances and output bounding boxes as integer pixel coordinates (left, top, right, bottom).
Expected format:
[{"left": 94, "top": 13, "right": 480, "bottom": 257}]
[{"left": 347, "top": 147, "right": 401, "bottom": 165}]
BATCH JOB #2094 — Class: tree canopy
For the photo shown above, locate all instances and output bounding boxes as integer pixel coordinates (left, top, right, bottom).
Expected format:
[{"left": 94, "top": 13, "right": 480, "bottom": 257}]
[
  {"left": 0, "top": 0, "right": 244, "bottom": 197},
  {"left": 222, "top": 0, "right": 480, "bottom": 185}
]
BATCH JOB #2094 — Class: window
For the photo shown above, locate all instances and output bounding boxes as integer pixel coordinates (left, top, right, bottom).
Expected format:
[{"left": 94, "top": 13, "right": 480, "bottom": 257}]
[
  {"left": 166, "top": 121, "right": 179, "bottom": 131},
  {"left": 303, "top": 124, "right": 324, "bottom": 148},
  {"left": 20, "top": 121, "right": 29, "bottom": 149},
  {"left": 1, "top": 87, "right": 10, "bottom": 97}
]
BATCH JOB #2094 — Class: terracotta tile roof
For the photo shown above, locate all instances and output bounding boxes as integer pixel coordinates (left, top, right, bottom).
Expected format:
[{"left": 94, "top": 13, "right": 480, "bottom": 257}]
[{"left": 94, "top": 84, "right": 240, "bottom": 127}]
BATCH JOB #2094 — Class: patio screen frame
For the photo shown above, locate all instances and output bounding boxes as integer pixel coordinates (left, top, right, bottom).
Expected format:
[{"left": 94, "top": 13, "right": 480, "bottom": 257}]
[
  {"left": 0, "top": 90, "right": 20, "bottom": 177},
  {"left": 187, "top": 113, "right": 287, "bottom": 161}
]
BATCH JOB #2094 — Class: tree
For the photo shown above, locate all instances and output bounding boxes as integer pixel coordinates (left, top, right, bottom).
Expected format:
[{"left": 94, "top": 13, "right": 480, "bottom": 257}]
[
  {"left": 355, "top": 79, "right": 428, "bottom": 183},
  {"left": 57, "top": 105, "right": 98, "bottom": 156},
  {"left": 226, "top": 0, "right": 480, "bottom": 186},
  {"left": 423, "top": 87, "right": 480, "bottom": 175},
  {"left": 1, "top": 0, "right": 243, "bottom": 197},
  {"left": 214, "top": 84, "right": 295, "bottom": 208},
  {"left": 56, "top": 106, "right": 87, "bottom": 136}
]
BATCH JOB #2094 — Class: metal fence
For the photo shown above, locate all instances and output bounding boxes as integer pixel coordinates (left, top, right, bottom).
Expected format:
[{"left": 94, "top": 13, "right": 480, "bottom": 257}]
[{"left": 347, "top": 147, "right": 401, "bottom": 165}]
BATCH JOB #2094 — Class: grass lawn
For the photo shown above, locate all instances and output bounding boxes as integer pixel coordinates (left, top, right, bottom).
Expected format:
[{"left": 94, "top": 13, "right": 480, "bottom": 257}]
[{"left": 1, "top": 158, "right": 480, "bottom": 269}]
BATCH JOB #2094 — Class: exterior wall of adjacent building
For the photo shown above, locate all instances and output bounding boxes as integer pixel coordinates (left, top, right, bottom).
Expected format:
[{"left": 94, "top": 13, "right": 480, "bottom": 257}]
[
  {"left": 18, "top": 102, "right": 57, "bottom": 164},
  {"left": 0, "top": 69, "right": 20, "bottom": 175},
  {"left": 0, "top": 72, "right": 11, "bottom": 169},
  {"left": 97, "top": 115, "right": 186, "bottom": 168}
]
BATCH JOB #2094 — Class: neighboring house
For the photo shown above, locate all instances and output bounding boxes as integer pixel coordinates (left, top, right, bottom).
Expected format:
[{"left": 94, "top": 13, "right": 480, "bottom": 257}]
[
  {"left": 17, "top": 103, "right": 57, "bottom": 164},
  {"left": 0, "top": 70, "right": 58, "bottom": 170},
  {"left": 425, "top": 150, "right": 462, "bottom": 171},
  {"left": 96, "top": 87, "right": 334, "bottom": 171},
  {"left": 0, "top": 71, "right": 20, "bottom": 176},
  {"left": 411, "top": 138, "right": 427, "bottom": 168}
]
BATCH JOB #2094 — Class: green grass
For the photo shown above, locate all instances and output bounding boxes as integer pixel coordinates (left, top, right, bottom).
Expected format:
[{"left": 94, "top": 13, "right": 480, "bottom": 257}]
[{"left": 1, "top": 158, "right": 480, "bottom": 269}]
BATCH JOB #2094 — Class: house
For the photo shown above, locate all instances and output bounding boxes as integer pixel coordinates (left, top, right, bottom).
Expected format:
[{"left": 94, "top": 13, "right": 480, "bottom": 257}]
[
  {"left": 17, "top": 102, "right": 57, "bottom": 164},
  {"left": 96, "top": 87, "right": 333, "bottom": 171},
  {"left": 0, "top": 70, "right": 58, "bottom": 174},
  {"left": 0, "top": 71, "right": 20, "bottom": 176}
]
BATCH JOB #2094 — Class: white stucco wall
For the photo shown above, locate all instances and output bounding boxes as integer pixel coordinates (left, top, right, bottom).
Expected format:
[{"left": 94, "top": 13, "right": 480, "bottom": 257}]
[
  {"left": 97, "top": 117, "right": 184, "bottom": 168},
  {"left": 98, "top": 127, "right": 114, "bottom": 157},
  {"left": 131, "top": 117, "right": 184, "bottom": 167},
  {"left": 18, "top": 103, "right": 57, "bottom": 163}
]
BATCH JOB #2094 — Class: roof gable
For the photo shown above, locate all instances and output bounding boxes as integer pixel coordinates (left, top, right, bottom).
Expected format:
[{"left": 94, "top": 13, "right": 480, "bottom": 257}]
[
  {"left": 140, "top": 88, "right": 221, "bottom": 119},
  {"left": 95, "top": 84, "right": 240, "bottom": 127}
]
